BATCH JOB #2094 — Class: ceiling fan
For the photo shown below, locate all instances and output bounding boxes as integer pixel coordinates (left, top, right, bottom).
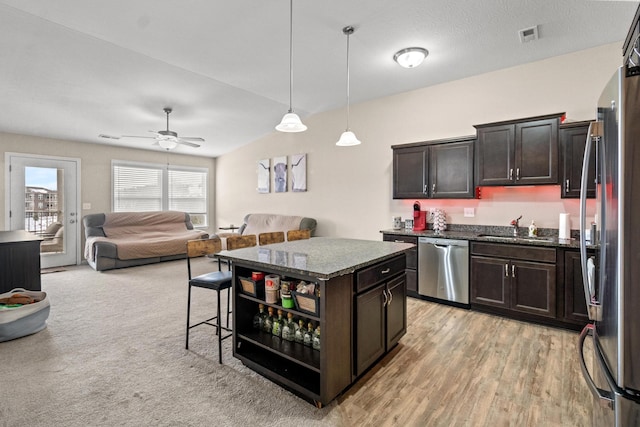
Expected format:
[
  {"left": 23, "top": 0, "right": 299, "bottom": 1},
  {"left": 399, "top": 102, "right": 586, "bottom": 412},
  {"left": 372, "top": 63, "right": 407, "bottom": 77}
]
[{"left": 99, "top": 107, "right": 204, "bottom": 150}]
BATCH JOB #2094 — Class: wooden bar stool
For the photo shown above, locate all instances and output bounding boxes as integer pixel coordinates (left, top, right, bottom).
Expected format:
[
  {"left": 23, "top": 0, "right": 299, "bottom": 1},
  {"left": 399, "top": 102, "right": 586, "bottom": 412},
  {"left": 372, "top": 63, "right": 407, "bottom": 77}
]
[
  {"left": 287, "top": 229, "right": 311, "bottom": 241},
  {"left": 258, "top": 231, "right": 285, "bottom": 245},
  {"left": 226, "top": 234, "right": 257, "bottom": 250},
  {"left": 185, "top": 238, "right": 232, "bottom": 364}
]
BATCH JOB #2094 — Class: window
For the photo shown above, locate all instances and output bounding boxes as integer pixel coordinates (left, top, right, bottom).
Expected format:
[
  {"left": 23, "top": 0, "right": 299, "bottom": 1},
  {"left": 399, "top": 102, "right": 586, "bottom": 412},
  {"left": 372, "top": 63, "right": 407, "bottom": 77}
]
[{"left": 112, "top": 161, "right": 208, "bottom": 227}]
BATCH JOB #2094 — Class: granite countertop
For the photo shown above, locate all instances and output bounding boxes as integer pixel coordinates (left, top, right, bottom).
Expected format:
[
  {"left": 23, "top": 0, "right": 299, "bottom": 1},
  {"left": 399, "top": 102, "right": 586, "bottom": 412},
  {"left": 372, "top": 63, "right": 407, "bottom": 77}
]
[
  {"left": 381, "top": 227, "right": 598, "bottom": 250},
  {"left": 217, "top": 237, "right": 414, "bottom": 280}
]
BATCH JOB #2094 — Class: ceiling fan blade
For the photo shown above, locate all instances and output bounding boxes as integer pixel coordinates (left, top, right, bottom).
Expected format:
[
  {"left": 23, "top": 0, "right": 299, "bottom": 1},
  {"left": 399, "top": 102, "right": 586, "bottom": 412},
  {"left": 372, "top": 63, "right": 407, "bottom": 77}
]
[
  {"left": 177, "top": 139, "right": 201, "bottom": 148},
  {"left": 179, "top": 136, "right": 205, "bottom": 142},
  {"left": 98, "top": 134, "right": 121, "bottom": 140},
  {"left": 121, "top": 135, "right": 157, "bottom": 139}
]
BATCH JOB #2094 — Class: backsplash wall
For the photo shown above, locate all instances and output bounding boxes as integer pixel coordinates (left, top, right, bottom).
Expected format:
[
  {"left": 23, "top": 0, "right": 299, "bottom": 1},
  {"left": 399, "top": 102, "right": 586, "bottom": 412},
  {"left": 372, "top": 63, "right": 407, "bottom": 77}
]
[{"left": 390, "top": 185, "right": 597, "bottom": 232}]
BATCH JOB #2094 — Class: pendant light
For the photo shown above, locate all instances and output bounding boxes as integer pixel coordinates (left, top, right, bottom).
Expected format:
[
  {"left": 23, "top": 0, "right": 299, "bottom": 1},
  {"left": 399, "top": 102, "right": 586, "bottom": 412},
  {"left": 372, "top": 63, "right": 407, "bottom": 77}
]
[
  {"left": 336, "top": 26, "right": 361, "bottom": 146},
  {"left": 276, "top": 0, "right": 307, "bottom": 132}
]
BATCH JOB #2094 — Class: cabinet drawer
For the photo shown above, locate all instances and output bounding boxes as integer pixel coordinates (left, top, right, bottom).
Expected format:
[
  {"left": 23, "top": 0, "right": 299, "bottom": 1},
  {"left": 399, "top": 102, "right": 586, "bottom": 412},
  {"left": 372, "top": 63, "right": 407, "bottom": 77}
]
[
  {"left": 382, "top": 234, "right": 418, "bottom": 245},
  {"left": 356, "top": 255, "right": 406, "bottom": 293},
  {"left": 471, "top": 242, "right": 555, "bottom": 263},
  {"left": 382, "top": 235, "right": 417, "bottom": 269}
]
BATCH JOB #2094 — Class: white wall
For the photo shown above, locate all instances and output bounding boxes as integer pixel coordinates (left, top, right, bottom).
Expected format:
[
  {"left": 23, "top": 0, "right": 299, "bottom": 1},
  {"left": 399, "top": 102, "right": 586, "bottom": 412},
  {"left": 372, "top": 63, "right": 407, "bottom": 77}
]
[
  {"left": 0, "top": 133, "right": 217, "bottom": 235},
  {"left": 215, "top": 43, "right": 621, "bottom": 239}
]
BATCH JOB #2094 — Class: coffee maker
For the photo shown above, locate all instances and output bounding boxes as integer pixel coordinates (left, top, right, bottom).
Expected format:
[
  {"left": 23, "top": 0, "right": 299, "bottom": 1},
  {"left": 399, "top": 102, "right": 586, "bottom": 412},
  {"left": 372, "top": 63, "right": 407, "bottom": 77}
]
[{"left": 413, "top": 201, "right": 427, "bottom": 231}]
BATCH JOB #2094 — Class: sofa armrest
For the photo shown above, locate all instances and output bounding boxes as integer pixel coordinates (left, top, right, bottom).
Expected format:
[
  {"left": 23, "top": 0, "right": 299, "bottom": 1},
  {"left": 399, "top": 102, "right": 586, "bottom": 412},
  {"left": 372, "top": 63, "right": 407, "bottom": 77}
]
[
  {"left": 82, "top": 213, "right": 107, "bottom": 238},
  {"left": 93, "top": 241, "right": 118, "bottom": 259},
  {"left": 300, "top": 217, "right": 317, "bottom": 236}
]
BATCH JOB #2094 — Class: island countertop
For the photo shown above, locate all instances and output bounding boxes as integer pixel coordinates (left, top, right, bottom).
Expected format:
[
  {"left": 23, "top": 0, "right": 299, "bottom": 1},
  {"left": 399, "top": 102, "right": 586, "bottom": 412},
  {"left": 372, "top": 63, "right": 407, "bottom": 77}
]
[{"left": 217, "top": 237, "right": 414, "bottom": 280}]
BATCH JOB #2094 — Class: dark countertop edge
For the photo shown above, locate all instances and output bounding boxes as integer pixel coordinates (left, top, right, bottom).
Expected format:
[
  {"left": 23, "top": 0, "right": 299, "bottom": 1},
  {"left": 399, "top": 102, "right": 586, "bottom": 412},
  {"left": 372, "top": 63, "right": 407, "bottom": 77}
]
[
  {"left": 0, "top": 230, "right": 44, "bottom": 244},
  {"left": 218, "top": 240, "right": 414, "bottom": 281},
  {"left": 221, "top": 249, "right": 412, "bottom": 281},
  {"left": 380, "top": 229, "right": 598, "bottom": 250}
]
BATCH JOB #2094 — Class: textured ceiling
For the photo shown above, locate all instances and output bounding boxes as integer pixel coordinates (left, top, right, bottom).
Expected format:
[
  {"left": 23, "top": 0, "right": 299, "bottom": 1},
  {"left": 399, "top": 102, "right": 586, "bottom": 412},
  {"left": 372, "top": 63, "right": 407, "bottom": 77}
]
[{"left": 0, "top": 0, "right": 638, "bottom": 157}]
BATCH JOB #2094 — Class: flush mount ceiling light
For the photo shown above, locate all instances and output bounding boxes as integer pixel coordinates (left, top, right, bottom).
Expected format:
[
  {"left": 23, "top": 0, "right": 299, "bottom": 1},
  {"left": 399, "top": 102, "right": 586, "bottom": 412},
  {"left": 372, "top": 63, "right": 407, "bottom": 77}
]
[
  {"left": 336, "top": 26, "right": 361, "bottom": 147},
  {"left": 276, "top": 0, "right": 307, "bottom": 133},
  {"left": 393, "top": 47, "right": 429, "bottom": 68}
]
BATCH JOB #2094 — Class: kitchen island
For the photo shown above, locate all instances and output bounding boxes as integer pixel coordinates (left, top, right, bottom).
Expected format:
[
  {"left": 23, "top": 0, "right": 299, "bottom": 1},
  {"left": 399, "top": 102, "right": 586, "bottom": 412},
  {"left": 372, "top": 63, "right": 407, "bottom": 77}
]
[{"left": 217, "top": 237, "right": 413, "bottom": 406}]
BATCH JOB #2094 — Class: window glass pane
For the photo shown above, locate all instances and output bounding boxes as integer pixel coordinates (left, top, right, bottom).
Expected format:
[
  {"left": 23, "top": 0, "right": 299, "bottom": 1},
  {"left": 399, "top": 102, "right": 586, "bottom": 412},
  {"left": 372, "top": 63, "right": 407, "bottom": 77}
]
[
  {"left": 168, "top": 169, "right": 207, "bottom": 226},
  {"left": 113, "top": 165, "right": 162, "bottom": 212}
]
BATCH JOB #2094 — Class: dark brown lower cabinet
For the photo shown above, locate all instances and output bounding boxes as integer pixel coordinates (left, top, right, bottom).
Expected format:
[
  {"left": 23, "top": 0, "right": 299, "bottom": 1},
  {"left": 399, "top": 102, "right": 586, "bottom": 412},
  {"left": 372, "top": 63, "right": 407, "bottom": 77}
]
[
  {"left": 382, "top": 233, "right": 417, "bottom": 297},
  {"left": 562, "top": 249, "right": 592, "bottom": 325},
  {"left": 0, "top": 231, "right": 42, "bottom": 293},
  {"left": 355, "top": 260, "right": 406, "bottom": 377},
  {"left": 470, "top": 242, "right": 556, "bottom": 321}
]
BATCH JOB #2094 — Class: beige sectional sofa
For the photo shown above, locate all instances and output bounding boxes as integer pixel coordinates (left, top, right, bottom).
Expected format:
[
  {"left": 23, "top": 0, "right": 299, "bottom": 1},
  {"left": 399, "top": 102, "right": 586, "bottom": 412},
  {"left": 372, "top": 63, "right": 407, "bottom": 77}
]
[
  {"left": 82, "top": 211, "right": 208, "bottom": 271},
  {"left": 217, "top": 213, "right": 317, "bottom": 249}
]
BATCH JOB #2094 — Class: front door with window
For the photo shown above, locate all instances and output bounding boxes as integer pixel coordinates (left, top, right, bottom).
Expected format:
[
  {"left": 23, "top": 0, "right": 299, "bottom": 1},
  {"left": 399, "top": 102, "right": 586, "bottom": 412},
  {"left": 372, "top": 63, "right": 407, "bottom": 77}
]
[{"left": 6, "top": 154, "right": 80, "bottom": 268}]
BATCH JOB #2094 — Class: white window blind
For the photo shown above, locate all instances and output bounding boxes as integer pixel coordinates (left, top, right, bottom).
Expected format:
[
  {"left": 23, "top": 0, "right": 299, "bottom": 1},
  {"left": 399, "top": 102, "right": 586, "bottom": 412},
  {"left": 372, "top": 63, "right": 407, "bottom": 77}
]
[
  {"left": 168, "top": 168, "right": 207, "bottom": 214},
  {"left": 112, "top": 161, "right": 208, "bottom": 226}
]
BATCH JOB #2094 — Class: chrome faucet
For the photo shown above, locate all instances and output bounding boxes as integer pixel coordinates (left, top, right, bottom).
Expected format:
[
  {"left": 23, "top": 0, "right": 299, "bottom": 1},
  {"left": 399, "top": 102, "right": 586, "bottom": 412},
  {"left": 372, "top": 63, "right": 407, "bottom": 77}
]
[{"left": 510, "top": 215, "right": 522, "bottom": 236}]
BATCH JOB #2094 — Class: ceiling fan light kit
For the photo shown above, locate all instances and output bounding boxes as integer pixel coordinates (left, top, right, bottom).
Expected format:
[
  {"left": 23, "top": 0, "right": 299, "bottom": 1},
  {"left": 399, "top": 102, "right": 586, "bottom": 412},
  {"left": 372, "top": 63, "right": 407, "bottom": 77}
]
[
  {"left": 336, "top": 26, "right": 361, "bottom": 147},
  {"left": 393, "top": 47, "right": 429, "bottom": 68},
  {"left": 276, "top": 0, "right": 307, "bottom": 133}
]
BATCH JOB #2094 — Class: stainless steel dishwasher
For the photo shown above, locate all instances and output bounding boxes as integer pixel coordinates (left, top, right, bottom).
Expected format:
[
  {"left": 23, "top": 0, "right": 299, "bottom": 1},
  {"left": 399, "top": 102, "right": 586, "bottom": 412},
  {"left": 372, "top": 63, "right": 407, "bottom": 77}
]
[{"left": 418, "top": 237, "right": 469, "bottom": 305}]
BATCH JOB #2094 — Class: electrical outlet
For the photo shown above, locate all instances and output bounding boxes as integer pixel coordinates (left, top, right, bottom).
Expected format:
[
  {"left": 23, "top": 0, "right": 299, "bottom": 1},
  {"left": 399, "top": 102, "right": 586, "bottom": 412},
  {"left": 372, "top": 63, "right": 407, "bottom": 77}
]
[
  {"left": 82, "top": 202, "right": 92, "bottom": 210},
  {"left": 464, "top": 207, "right": 475, "bottom": 217}
]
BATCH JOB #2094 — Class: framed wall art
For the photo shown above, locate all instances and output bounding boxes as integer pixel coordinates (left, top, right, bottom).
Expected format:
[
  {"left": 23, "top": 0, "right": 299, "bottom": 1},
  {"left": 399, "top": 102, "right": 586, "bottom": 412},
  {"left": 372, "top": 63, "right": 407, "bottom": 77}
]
[
  {"left": 257, "top": 159, "right": 270, "bottom": 193},
  {"left": 290, "top": 153, "right": 307, "bottom": 192},
  {"left": 273, "top": 156, "right": 287, "bottom": 193}
]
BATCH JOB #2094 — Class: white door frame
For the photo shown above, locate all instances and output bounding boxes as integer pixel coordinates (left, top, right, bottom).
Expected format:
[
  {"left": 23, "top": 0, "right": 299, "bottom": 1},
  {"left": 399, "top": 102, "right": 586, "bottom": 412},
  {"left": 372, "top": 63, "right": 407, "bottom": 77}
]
[{"left": 4, "top": 152, "right": 82, "bottom": 266}]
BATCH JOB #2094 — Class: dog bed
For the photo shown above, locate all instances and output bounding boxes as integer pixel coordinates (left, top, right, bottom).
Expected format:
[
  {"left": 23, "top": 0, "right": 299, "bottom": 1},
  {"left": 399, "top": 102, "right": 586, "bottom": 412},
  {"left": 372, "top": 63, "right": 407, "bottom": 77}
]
[{"left": 0, "top": 288, "right": 50, "bottom": 342}]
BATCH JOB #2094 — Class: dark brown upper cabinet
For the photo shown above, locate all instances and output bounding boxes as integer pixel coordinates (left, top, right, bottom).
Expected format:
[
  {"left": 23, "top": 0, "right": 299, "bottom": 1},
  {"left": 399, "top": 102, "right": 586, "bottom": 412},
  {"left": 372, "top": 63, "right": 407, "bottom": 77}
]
[
  {"left": 474, "top": 113, "right": 563, "bottom": 186},
  {"left": 392, "top": 136, "right": 475, "bottom": 199},
  {"left": 560, "top": 121, "right": 596, "bottom": 199}
]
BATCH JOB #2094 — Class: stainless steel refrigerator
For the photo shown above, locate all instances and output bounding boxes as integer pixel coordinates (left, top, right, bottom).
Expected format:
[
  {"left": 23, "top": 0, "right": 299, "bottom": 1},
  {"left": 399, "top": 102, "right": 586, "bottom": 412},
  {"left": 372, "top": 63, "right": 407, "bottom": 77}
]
[{"left": 577, "top": 64, "right": 640, "bottom": 426}]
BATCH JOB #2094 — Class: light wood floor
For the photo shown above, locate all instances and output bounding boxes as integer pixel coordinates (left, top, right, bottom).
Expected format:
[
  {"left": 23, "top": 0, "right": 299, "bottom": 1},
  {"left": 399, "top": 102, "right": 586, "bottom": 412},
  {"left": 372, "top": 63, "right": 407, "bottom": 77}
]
[{"left": 334, "top": 298, "right": 592, "bottom": 427}]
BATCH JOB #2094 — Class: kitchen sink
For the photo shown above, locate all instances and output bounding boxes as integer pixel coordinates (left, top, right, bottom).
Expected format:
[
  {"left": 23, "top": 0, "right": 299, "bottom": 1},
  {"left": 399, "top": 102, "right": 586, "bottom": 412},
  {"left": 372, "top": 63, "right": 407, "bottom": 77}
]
[{"left": 476, "top": 234, "right": 555, "bottom": 243}]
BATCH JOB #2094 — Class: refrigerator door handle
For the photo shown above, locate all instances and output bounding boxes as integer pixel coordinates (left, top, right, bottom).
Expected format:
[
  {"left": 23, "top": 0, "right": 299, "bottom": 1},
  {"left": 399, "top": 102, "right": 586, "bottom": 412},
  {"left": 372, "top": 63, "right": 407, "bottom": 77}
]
[
  {"left": 577, "top": 324, "right": 614, "bottom": 409},
  {"left": 579, "top": 122, "right": 602, "bottom": 321}
]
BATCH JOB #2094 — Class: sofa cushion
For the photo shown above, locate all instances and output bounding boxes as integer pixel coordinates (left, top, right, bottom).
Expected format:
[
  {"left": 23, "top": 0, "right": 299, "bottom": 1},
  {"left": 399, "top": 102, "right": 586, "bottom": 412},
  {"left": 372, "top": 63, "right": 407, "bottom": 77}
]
[{"left": 241, "top": 214, "right": 304, "bottom": 236}]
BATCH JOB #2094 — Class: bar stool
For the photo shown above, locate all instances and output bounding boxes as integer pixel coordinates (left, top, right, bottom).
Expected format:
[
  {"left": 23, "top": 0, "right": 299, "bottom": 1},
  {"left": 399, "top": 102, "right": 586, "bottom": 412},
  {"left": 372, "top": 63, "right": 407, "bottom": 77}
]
[
  {"left": 286, "top": 229, "right": 311, "bottom": 241},
  {"left": 258, "top": 231, "right": 285, "bottom": 245},
  {"left": 185, "top": 238, "right": 232, "bottom": 364},
  {"left": 226, "top": 234, "right": 258, "bottom": 250}
]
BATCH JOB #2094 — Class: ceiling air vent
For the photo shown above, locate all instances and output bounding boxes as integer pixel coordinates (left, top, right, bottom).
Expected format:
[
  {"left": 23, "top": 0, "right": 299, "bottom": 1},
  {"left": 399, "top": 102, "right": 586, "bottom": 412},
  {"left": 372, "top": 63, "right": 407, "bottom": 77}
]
[{"left": 519, "top": 25, "right": 539, "bottom": 43}]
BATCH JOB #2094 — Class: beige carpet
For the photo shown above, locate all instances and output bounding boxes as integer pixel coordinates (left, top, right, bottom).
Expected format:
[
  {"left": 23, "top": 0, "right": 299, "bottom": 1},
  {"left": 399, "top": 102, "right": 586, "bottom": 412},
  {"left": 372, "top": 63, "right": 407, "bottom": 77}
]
[{"left": 0, "top": 258, "right": 344, "bottom": 427}]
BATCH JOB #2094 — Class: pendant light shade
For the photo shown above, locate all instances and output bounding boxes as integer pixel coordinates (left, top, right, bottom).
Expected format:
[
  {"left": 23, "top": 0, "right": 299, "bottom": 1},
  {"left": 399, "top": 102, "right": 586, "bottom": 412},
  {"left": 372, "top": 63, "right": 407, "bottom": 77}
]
[
  {"left": 336, "top": 130, "right": 361, "bottom": 147},
  {"left": 276, "top": 112, "right": 306, "bottom": 132},
  {"left": 336, "top": 26, "right": 361, "bottom": 146},
  {"left": 276, "top": 0, "right": 307, "bottom": 133}
]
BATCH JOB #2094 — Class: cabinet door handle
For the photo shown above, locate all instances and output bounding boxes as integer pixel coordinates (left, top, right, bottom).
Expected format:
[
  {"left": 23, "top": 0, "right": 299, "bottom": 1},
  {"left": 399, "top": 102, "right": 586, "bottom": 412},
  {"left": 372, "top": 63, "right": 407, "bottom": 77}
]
[
  {"left": 423, "top": 184, "right": 427, "bottom": 194},
  {"left": 432, "top": 183, "right": 436, "bottom": 194},
  {"left": 516, "top": 168, "right": 521, "bottom": 181},
  {"left": 382, "top": 289, "right": 388, "bottom": 306},
  {"left": 381, "top": 268, "right": 390, "bottom": 274},
  {"left": 512, "top": 265, "right": 516, "bottom": 278},
  {"left": 505, "top": 263, "right": 509, "bottom": 277},
  {"left": 388, "top": 288, "right": 393, "bottom": 305},
  {"left": 566, "top": 179, "right": 570, "bottom": 192}
]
